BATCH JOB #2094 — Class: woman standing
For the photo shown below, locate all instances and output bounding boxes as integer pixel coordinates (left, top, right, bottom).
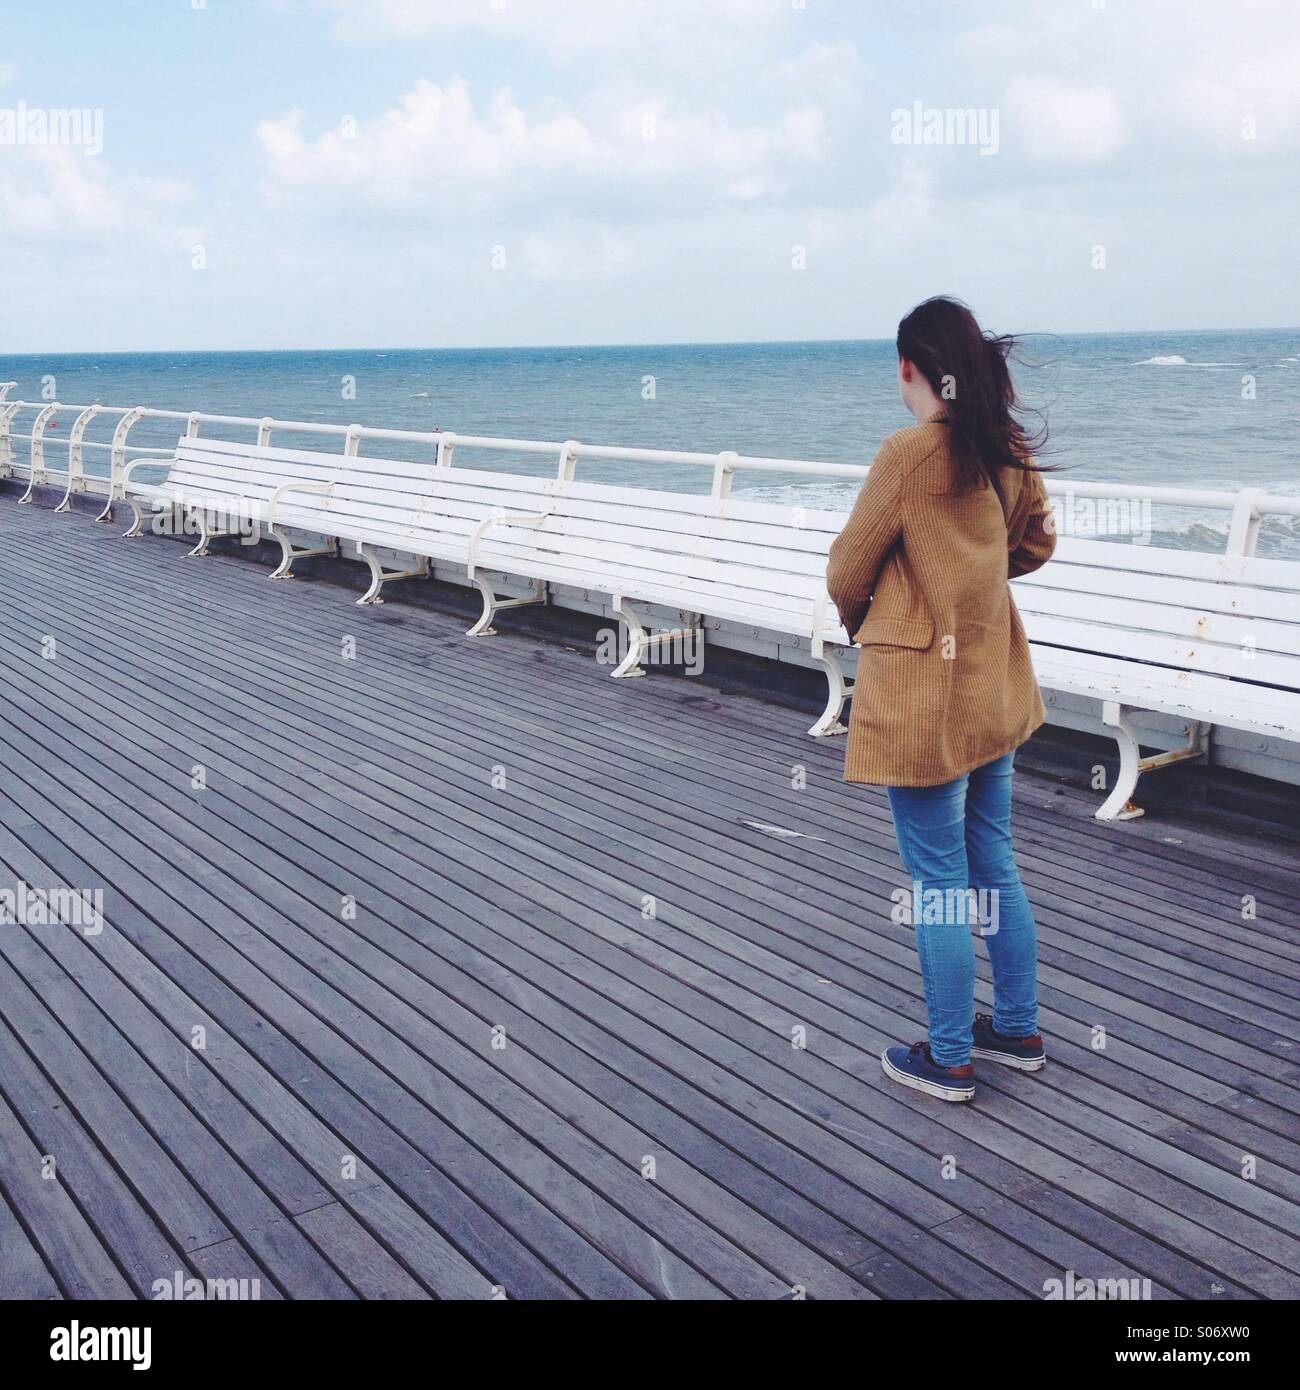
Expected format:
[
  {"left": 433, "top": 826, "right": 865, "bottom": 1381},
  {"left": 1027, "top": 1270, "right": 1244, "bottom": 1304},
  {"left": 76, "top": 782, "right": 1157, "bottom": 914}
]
[{"left": 827, "top": 296, "right": 1056, "bottom": 1103}]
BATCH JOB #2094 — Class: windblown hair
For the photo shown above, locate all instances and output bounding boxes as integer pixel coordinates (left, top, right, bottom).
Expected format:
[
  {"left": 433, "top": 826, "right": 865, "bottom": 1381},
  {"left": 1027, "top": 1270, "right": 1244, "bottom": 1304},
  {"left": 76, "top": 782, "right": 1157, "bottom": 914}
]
[{"left": 896, "top": 295, "right": 1051, "bottom": 494}]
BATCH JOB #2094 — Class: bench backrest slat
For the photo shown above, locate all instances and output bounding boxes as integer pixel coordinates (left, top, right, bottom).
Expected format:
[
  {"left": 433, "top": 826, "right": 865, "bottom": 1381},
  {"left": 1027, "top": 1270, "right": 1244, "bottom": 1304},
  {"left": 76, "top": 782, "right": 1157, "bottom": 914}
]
[{"left": 1048, "top": 533, "right": 1300, "bottom": 591}]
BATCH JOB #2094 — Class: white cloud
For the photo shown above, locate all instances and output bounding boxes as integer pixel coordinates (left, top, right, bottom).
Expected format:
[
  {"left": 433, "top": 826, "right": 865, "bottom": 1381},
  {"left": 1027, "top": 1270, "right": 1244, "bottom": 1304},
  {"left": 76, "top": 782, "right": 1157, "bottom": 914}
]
[
  {"left": 953, "top": 23, "right": 1031, "bottom": 68},
  {"left": 519, "top": 222, "right": 647, "bottom": 282},
  {"left": 257, "top": 77, "right": 825, "bottom": 211},
  {"left": 1005, "top": 78, "right": 1125, "bottom": 164},
  {"left": 0, "top": 143, "right": 205, "bottom": 352},
  {"left": 319, "top": 0, "right": 781, "bottom": 58},
  {"left": 775, "top": 40, "right": 864, "bottom": 109},
  {"left": 978, "top": 0, "right": 1300, "bottom": 168},
  {"left": 259, "top": 81, "right": 602, "bottom": 201},
  {"left": 0, "top": 143, "right": 198, "bottom": 246},
  {"left": 865, "top": 162, "right": 936, "bottom": 233},
  {"left": 616, "top": 102, "right": 824, "bottom": 178},
  {"left": 1170, "top": 48, "right": 1300, "bottom": 153}
]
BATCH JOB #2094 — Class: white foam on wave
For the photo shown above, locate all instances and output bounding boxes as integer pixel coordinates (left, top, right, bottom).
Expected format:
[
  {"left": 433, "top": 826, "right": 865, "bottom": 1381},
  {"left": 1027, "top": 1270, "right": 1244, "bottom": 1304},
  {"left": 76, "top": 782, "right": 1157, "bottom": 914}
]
[
  {"left": 735, "top": 479, "right": 859, "bottom": 514},
  {"left": 1134, "top": 355, "right": 1244, "bottom": 367},
  {"left": 734, "top": 477, "right": 1300, "bottom": 559}
]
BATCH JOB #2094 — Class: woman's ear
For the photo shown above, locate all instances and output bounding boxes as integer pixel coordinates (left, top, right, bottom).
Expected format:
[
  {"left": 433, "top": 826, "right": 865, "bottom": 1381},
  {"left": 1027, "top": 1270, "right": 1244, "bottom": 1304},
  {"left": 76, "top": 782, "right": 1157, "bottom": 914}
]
[{"left": 899, "top": 357, "right": 913, "bottom": 383}]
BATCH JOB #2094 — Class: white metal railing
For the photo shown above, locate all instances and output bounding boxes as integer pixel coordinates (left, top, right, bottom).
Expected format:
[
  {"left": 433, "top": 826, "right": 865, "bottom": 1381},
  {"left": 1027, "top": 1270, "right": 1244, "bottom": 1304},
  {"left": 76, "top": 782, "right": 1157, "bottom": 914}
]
[
  {"left": 0, "top": 400, "right": 868, "bottom": 522},
  {"left": 1, "top": 395, "right": 1297, "bottom": 560}
]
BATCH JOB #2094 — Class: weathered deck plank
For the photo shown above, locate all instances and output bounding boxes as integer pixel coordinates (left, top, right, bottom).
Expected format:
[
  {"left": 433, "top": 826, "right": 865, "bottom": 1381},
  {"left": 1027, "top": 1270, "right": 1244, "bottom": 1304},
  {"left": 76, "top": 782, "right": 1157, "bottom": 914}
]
[{"left": 0, "top": 493, "right": 1297, "bottom": 1300}]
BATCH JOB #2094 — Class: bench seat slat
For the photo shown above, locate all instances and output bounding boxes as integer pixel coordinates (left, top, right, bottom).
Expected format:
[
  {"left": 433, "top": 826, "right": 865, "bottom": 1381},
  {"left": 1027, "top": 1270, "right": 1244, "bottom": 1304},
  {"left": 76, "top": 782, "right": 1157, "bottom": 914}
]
[
  {"left": 1021, "top": 611, "right": 1298, "bottom": 688},
  {"left": 1050, "top": 535, "right": 1300, "bottom": 591},
  {"left": 1032, "top": 647, "right": 1300, "bottom": 735}
]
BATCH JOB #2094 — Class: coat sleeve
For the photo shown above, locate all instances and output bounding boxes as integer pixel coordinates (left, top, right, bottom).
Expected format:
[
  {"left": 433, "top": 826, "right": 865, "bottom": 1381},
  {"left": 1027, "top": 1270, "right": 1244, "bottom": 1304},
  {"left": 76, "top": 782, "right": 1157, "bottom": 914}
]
[
  {"left": 826, "top": 437, "right": 904, "bottom": 637},
  {"left": 1007, "top": 468, "right": 1056, "bottom": 578}
]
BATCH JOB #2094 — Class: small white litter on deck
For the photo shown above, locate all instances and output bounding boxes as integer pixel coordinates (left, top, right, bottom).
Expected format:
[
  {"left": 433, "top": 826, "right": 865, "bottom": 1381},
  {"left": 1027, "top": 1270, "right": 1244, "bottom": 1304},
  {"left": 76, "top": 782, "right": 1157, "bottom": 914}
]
[{"left": 742, "top": 820, "right": 825, "bottom": 841}]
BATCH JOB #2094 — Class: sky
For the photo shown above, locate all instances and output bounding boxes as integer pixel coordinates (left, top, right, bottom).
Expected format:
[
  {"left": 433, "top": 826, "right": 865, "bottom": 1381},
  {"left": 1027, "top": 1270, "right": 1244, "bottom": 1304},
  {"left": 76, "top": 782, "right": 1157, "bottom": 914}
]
[{"left": 1, "top": 0, "right": 1297, "bottom": 351}]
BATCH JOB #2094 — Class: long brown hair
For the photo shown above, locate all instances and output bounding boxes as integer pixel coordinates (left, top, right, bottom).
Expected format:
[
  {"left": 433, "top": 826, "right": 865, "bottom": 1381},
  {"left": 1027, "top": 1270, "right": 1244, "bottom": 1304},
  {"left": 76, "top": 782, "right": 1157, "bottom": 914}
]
[{"left": 896, "top": 295, "right": 1050, "bottom": 493}]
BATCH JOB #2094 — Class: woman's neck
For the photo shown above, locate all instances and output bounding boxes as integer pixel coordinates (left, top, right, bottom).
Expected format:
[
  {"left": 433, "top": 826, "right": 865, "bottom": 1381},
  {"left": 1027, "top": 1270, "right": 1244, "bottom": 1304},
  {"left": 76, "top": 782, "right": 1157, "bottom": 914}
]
[{"left": 906, "top": 388, "right": 945, "bottom": 422}]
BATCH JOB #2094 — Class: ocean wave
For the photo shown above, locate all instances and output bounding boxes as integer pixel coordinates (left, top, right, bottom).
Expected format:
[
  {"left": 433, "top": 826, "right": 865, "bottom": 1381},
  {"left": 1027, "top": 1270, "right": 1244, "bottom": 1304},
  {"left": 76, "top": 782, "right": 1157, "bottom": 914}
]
[
  {"left": 733, "top": 478, "right": 1300, "bottom": 559},
  {"left": 1146, "top": 514, "right": 1300, "bottom": 558},
  {"left": 1134, "top": 355, "right": 1243, "bottom": 367}
]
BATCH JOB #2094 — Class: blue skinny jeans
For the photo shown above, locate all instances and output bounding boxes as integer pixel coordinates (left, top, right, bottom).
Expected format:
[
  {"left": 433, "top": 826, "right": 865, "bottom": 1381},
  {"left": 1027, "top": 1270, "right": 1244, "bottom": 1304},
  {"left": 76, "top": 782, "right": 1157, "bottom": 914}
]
[{"left": 886, "top": 750, "right": 1040, "bottom": 1066}]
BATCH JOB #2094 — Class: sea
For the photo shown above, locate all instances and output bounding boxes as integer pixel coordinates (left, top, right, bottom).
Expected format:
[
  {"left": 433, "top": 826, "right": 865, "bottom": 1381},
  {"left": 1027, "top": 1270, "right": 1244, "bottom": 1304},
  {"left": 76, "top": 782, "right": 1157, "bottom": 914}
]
[{"left": 2, "top": 329, "right": 1297, "bottom": 555}]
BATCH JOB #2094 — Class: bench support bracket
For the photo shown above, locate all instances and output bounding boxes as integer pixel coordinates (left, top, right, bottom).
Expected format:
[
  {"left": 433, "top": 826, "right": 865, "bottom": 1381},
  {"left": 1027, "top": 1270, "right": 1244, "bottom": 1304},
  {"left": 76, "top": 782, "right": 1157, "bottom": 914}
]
[
  {"left": 268, "top": 529, "right": 338, "bottom": 580},
  {"left": 185, "top": 509, "right": 241, "bottom": 559},
  {"left": 356, "top": 542, "right": 428, "bottom": 605},
  {"left": 467, "top": 576, "right": 547, "bottom": 637},
  {"left": 809, "top": 646, "right": 853, "bottom": 736},
  {"left": 1097, "top": 701, "right": 1210, "bottom": 821},
  {"left": 611, "top": 599, "right": 703, "bottom": 679},
  {"left": 122, "top": 497, "right": 151, "bottom": 539}
]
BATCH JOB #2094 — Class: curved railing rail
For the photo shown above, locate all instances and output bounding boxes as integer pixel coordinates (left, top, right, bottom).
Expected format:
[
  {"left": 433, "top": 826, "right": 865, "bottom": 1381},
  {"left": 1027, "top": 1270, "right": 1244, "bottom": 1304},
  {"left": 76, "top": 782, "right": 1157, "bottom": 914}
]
[{"left": 1, "top": 397, "right": 1297, "bottom": 559}]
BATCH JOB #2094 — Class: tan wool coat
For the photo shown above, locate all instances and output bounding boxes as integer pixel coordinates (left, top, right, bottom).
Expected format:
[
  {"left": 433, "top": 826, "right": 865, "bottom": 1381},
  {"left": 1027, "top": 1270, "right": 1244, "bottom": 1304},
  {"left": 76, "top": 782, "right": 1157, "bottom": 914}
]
[{"left": 826, "top": 414, "right": 1056, "bottom": 786}]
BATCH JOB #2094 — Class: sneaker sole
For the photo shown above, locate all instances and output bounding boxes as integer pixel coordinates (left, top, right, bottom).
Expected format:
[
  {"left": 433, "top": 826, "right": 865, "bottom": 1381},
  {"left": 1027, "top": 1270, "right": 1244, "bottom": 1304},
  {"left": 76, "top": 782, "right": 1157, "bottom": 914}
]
[
  {"left": 881, "top": 1049, "right": 975, "bottom": 1102},
  {"left": 971, "top": 1045, "right": 1046, "bottom": 1072}
]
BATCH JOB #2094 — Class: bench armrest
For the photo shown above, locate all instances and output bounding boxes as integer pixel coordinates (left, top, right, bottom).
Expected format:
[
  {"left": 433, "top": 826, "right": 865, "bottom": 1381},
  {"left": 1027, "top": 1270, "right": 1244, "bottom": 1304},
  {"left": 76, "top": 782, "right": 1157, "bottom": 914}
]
[
  {"left": 267, "top": 479, "right": 334, "bottom": 530},
  {"left": 121, "top": 455, "right": 171, "bottom": 493},
  {"left": 812, "top": 586, "right": 830, "bottom": 636},
  {"left": 467, "top": 509, "right": 552, "bottom": 577},
  {"left": 810, "top": 587, "right": 853, "bottom": 659}
]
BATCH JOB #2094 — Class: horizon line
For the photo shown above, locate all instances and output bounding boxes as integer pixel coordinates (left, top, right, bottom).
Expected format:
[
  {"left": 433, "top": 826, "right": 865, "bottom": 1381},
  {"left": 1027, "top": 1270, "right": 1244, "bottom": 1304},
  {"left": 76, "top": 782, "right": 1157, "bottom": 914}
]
[{"left": 2, "top": 325, "right": 1298, "bottom": 359}]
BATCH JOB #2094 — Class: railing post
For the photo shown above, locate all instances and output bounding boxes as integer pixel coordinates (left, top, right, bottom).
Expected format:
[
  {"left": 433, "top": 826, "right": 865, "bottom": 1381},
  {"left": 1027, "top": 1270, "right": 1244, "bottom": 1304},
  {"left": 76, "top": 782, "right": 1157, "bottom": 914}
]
[
  {"left": 21, "top": 403, "right": 61, "bottom": 501},
  {"left": 557, "top": 439, "right": 581, "bottom": 483},
  {"left": 435, "top": 431, "right": 456, "bottom": 468},
  {"left": 712, "top": 450, "right": 738, "bottom": 500},
  {"left": 30, "top": 402, "right": 59, "bottom": 476},
  {"left": 344, "top": 424, "right": 362, "bottom": 458},
  {"left": 0, "top": 401, "right": 22, "bottom": 475},
  {"left": 109, "top": 408, "right": 147, "bottom": 479},
  {"left": 98, "top": 405, "right": 147, "bottom": 521},
  {"left": 257, "top": 416, "right": 274, "bottom": 448},
  {"left": 185, "top": 411, "right": 201, "bottom": 439},
  {"left": 1226, "top": 487, "right": 1265, "bottom": 559},
  {"left": 58, "top": 403, "right": 104, "bottom": 511}
]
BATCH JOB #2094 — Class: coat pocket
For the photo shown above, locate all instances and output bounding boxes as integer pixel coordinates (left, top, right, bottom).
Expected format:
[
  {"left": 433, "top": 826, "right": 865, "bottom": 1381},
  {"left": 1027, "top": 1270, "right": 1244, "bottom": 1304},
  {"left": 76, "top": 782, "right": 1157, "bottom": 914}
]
[{"left": 855, "top": 615, "right": 934, "bottom": 649}]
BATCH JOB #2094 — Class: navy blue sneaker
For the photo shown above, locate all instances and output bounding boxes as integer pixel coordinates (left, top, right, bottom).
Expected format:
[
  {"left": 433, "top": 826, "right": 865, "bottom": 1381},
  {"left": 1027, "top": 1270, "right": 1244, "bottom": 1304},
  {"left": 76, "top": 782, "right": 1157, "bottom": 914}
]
[
  {"left": 971, "top": 1013, "right": 1046, "bottom": 1071},
  {"left": 881, "top": 1042, "right": 975, "bottom": 1102}
]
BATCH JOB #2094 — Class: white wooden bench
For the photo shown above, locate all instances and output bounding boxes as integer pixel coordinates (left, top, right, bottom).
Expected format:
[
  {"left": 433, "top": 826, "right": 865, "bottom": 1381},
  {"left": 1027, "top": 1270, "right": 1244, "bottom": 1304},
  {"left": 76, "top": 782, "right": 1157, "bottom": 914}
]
[
  {"left": 466, "top": 480, "right": 854, "bottom": 732},
  {"left": 1010, "top": 536, "right": 1300, "bottom": 819},
  {"left": 121, "top": 437, "right": 548, "bottom": 607},
  {"left": 117, "top": 437, "right": 344, "bottom": 557},
  {"left": 172, "top": 446, "right": 849, "bottom": 704},
  {"left": 265, "top": 451, "right": 565, "bottom": 606}
]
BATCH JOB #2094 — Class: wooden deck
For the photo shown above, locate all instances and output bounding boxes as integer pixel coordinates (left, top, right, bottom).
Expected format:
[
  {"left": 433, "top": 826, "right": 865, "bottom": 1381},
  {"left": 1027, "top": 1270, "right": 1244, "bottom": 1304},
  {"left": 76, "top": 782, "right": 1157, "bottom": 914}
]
[{"left": 1, "top": 490, "right": 1298, "bottom": 1302}]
